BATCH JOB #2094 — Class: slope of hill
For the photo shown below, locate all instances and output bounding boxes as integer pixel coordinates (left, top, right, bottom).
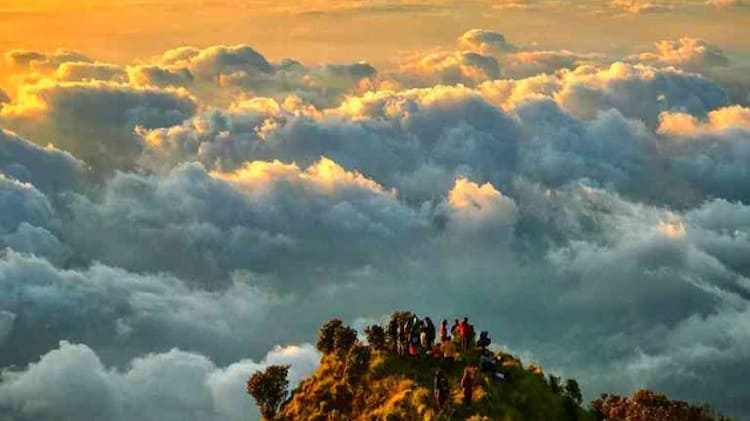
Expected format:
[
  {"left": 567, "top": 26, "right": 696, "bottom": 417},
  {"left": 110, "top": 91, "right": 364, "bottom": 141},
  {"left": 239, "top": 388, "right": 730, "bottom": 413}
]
[{"left": 248, "top": 313, "right": 727, "bottom": 421}]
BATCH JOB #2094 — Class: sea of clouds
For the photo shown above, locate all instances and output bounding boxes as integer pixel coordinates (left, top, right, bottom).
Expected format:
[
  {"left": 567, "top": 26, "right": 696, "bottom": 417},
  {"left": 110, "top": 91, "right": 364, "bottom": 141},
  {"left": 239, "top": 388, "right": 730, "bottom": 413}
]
[{"left": 1, "top": 23, "right": 749, "bottom": 420}]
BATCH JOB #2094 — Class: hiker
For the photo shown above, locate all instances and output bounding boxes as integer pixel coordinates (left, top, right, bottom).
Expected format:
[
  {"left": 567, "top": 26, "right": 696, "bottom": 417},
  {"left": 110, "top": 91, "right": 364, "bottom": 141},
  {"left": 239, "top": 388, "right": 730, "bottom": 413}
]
[
  {"left": 434, "top": 370, "right": 450, "bottom": 410},
  {"left": 412, "top": 316, "right": 423, "bottom": 334},
  {"left": 396, "top": 323, "right": 405, "bottom": 356},
  {"left": 410, "top": 329, "right": 421, "bottom": 357},
  {"left": 409, "top": 340, "right": 419, "bottom": 357},
  {"left": 420, "top": 328, "right": 429, "bottom": 349},
  {"left": 424, "top": 317, "right": 436, "bottom": 348},
  {"left": 388, "top": 318, "right": 399, "bottom": 352},
  {"left": 458, "top": 318, "right": 469, "bottom": 351},
  {"left": 477, "top": 331, "right": 491, "bottom": 350},
  {"left": 442, "top": 336, "right": 457, "bottom": 361},
  {"left": 467, "top": 323, "right": 476, "bottom": 351},
  {"left": 460, "top": 367, "right": 474, "bottom": 406},
  {"left": 450, "top": 319, "right": 459, "bottom": 337},
  {"left": 480, "top": 351, "right": 495, "bottom": 372},
  {"left": 439, "top": 319, "right": 448, "bottom": 342},
  {"left": 480, "top": 351, "right": 506, "bottom": 381}
]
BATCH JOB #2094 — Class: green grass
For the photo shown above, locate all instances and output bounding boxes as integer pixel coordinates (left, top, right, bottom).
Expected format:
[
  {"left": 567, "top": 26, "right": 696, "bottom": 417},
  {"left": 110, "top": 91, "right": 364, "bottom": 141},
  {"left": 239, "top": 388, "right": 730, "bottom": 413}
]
[{"left": 278, "top": 346, "right": 597, "bottom": 421}]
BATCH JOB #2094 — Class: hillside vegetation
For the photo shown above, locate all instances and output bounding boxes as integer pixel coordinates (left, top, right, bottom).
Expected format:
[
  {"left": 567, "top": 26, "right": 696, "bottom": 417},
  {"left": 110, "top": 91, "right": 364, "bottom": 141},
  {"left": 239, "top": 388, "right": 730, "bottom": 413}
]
[{"left": 247, "top": 312, "right": 728, "bottom": 421}]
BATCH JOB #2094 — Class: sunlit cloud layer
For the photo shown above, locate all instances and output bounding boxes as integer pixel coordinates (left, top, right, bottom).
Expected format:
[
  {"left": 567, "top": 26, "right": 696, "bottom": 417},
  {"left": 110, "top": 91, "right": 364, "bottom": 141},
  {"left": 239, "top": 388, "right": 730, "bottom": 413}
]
[{"left": 0, "top": 11, "right": 749, "bottom": 421}]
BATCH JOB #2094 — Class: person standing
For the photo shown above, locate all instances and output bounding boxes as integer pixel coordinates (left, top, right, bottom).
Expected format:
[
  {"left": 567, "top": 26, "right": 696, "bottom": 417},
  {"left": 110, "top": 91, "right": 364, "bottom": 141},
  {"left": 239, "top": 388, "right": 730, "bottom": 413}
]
[
  {"left": 442, "top": 337, "right": 457, "bottom": 361},
  {"left": 460, "top": 366, "right": 474, "bottom": 406},
  {"left": 424, "top": 317, "right": 436, "bottom": 348},
  {"left": 458, "top": 318, "right": 469, "bottom": 351},
  {"left": 439, "top": 319, "right": 448, "bottom": 342},
  {"left": 434, "top": 370, "right": 450, "bottom": 410}
]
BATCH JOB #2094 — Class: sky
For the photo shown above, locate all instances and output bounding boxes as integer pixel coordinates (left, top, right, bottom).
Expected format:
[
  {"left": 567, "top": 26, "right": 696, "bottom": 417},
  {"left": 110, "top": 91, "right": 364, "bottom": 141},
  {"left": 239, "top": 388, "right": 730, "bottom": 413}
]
[{"left": 0, "top": 0, "right": 749, "bottom": 420}]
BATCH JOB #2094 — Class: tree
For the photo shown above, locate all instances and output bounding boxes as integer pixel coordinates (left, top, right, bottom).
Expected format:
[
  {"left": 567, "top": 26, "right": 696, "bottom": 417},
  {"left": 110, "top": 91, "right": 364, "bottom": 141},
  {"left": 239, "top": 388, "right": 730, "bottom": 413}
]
[
  {"left": 317, "top": 319, "right": 344, "bottom": 354},
  {"left": 547, "top": 374, "right": 562, "bottom": 394},
  {"left": 246, "top": 365, "right": 290, "bottom": 420},
  {"left": 344, "top": 343, "right": 371, "bottom": 385},
  {"left": 316, "top": 318, "right": 358, "bottom": 356},
  {"left": 590, "top": 389, "right": 724, "bottom": 421},
  {"left": 564, "top": 379, "right": 582, "bottom": 405},
  {"left": 364, "top": 324, "right": 386, "bottom": 350},
  {"left": 334, "top": 324, "right": 358, "bottom": 356}
]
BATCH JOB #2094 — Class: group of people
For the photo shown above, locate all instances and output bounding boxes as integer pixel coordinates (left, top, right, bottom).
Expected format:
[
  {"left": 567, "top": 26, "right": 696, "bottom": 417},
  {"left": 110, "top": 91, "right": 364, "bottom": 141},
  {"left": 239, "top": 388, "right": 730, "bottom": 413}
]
[
  {"left": 385, "top": 314, "right": 497, "bottom": 410},
  {"left": 387, "top": 315, "right": 492, "bottom": 361},
  {"left": 433, "top": 366, "right": 477, "bottom": 410}
]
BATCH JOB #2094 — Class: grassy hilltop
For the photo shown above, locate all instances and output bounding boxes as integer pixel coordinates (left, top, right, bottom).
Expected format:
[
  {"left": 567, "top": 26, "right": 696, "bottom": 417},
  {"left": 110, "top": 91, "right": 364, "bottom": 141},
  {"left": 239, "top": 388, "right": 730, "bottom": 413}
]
[{"left": 248, "top": 312, "right": 728, "bottom": 421}]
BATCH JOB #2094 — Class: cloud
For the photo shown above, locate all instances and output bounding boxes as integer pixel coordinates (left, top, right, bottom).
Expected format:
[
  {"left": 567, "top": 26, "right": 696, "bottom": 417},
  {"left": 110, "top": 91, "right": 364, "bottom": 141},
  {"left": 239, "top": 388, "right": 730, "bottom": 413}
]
[
  {"left": 397, "top": 50, "right": 501, "bottom": 86},
  {"left": 706, "top": 0, "right": 745, "bottom": 7},
  {"left": 127, "top": 65, "right": 195, "bottom": 88},
  {"left": 60, "top": 159, "right": 427, "bottom": 287},
  {"left": 444, "top": 177, "right": 519, "bottom": 240},
  {"left": 152, "top": 45, "right": 378, "bottom": 107},
  {"left": 628, "top": 37, "right": 730, "bottom": 73},
  {"left": 0, "top": 340, "right": 319, "bottom": 421},
  {"left": 0, "top": 128, "right": 83, "bottom": 193},
  {"left": 658, "top": 105, "right": 750, "bottom": 134},
  {"left": 55, "top": 62, "right": 128, "bottom": 82},
  {"left": 0, "top": 250, "right": 286, "bottom": 366},
  {"left": 610, "top": 0, "right": 674, "bottom": 14},
  {"left": 459, "top": 29, "right": 518, "bottom": 54},
  {"left": 0, "top": 80, "right": 197, "bottom": 171},
  {"left": 553, "top": 62, "right": 728, "bottom": 126},
  {"left": 4, "top": 49, "right": 92, "bottom": 73},
  {"left": 1, "top": 30, "right": 750, "bottom": 419}
]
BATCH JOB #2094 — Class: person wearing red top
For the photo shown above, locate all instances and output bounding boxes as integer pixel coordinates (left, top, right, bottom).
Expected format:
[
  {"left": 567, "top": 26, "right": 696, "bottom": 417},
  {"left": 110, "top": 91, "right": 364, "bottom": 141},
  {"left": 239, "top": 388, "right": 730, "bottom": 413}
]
[{"left": 458, "top": 317, "right": 469, "bottom": 351}]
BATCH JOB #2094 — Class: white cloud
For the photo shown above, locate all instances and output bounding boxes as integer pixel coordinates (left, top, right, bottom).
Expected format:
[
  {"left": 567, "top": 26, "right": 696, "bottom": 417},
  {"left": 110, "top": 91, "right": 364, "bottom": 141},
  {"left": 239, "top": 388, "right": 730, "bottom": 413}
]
[{"left": 0, "top": 341, "right": 319, "bottom": 421}]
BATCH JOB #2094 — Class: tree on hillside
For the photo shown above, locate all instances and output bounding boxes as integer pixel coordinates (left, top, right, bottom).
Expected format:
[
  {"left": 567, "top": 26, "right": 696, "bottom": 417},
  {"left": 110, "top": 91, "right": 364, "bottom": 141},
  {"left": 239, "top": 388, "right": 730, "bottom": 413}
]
[
  {"left": 590, "top": 389, "right": 726, "bottom": 421},
  {"left": 316, "top": 318, "right": 357, "bottom": 356},
  {"left": 246, "top": 365, "right": 290, "bottom": 420},
  {"left": 317, "top": 319, "right": 344, "bottom": 354},
  {"left": 565, "top": 379, "right": 582, "bottom": 405},
  {"left": 364, "top": 324, "right": 386, "bottom": 350}
]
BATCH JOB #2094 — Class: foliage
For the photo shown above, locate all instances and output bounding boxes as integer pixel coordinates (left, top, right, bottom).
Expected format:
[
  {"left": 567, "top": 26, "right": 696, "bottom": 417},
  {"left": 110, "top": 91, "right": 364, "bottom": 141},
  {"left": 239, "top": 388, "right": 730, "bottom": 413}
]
[
  {"left": 271, "top": 313, "right": 727, "bottom": 421},
  {"left": 548, "top": 375, "right": 562, "bottom": 395},
  {"left": 333, "top": 324, "right": 358, "bottom": 356},
  {"left": 590, "top": 389, "right": 726, "bottom": 421},
  {"left": 565, "top": 379, "right": 583, "bottom": 405},
  {"left": 344, "top": 343, "right": 371, "bottom": 385},
  {"left": 316, "top": 319, "right": 343, "bottom": 354},
  {"left": 316, "top": 318, "right": 357, "bottom": 356},
  {"left": 246, "top": 365, "right": 290, "bottom": 420},
  {"left": 364, "top": 324, "right": 386, "bottom": 350}
]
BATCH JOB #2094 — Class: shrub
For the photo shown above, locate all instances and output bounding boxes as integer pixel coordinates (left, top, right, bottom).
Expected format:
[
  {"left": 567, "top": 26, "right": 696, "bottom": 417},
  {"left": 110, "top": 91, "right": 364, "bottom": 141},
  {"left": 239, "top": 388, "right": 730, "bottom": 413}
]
[
  {"left": 564, "top": 379, "right": 582, "bottom": 405},
  {"left": 317, "top": 318, "right": 358, "bottom": 356},
  {"left": 246, "top": 365, "right": 290, "bottom": 420},
  {"left": 365, "top": 324, "right": 386, "bottom": 350},
  {"left": 548, "top": 375, "right": 562, "bottom": 394},
  {"left": 344, "top": 343, "right": 371, "bottom": 385},
  {"left": 334, "top": 324, "right": 358, "bottom": 357},
  {"left": 590, "top": 389, "right": 724, "bottom": 421},
  {"left": 317, "top": 319, "right": 344, "bottom": 354}
]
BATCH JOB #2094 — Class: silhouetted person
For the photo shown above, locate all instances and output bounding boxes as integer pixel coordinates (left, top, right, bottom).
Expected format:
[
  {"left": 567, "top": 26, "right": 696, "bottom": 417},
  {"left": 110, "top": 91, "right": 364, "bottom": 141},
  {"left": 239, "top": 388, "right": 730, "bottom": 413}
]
[
  {"left": 424, "top": 317, "right": 436, "bottom": 348},
  {"left": 477, "top": 330, "right": 491, "bottom": 350},
  {"left": 434, "top": 370, "right": 450, "bottom": 410},
  {"left": 388, "top": 318, "right": 399, "bottom": 351},
  {"left": 460, "top": 367, "right": 474, "bottom": 406},
  {"left": 458, "top": 318, "right": 470, "bottom": 351},
  {"left": 439, "top": 319, "right": 448, "bottom": 342}
]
